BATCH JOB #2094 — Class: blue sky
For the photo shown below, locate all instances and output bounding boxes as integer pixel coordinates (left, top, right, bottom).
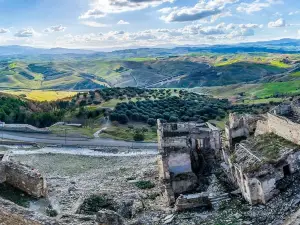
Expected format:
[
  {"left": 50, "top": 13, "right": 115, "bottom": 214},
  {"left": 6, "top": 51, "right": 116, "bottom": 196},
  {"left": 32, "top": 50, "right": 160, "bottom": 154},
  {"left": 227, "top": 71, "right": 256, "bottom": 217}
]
[{"left": 0, "top": 0, "right": 299, "bottom": 50}]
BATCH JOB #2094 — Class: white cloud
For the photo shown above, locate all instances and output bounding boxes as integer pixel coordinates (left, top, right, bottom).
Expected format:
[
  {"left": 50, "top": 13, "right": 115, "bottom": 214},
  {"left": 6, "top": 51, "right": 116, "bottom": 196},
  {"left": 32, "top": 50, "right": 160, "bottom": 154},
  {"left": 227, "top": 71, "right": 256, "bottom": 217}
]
[
  {"left": 289, "top": 11, "right": 300, "bottom": 16},
  {"left": 158, "top": 7, "right": 177, "bottom": 14},
  {"left": 228, "top": 28, "right": 254, "bottom": 38},
  {"left": 273, "top": 12, "right": 282, "bottom": 16},
  {"left": 81, "top": 21, "right": 109, "bottom": 27},
  {"left": 237, "top": 0, "right": 283, "bottom": 14},
  {"left": 0, "top": 28, "right": 9, "bottom": 34},
  {"left": 117, "top": 20, "right": 130, "bottom": 25},
  {"left": 298, "top": 30, "right": 300, "bottom": 36},
  {"left": 44, "top": 25, "right": 66, "bottom": 33},
  {"left": 80, "top": 0, "right": 174, "bottom": 19},
  {"left": 55, "top": 22, "right": 262, "bottom": 48},
  {"left": 79, "top": 8, "right": 107, "bottom": 19},
  {"left": 268, "top": 18, "right": 286, "bottom": 28},
  {"left": 14, "top": 28, "right": 37, "bottom": 37},
  {"left": 160, "top": 0, "right": 238, "bottom": 23},
  {"left": 239, "top": 23, "right": 263, "bottom": 29}
]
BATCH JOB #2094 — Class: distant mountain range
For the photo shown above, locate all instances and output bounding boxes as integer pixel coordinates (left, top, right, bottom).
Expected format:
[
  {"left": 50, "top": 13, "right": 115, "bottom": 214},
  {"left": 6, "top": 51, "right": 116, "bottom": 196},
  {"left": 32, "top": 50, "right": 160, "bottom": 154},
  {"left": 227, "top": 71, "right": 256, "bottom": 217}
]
[
  {"left": 0, "top": 38, "right": 299, "bottom": 57},
  {"left": 0, "top": 46, "right": 95, "bottom": 56}
]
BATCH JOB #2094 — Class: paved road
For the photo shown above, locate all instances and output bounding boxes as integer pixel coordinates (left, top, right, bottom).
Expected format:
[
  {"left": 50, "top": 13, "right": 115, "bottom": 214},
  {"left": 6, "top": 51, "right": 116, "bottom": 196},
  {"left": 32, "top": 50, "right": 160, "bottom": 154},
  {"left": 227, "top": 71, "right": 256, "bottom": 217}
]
[{"left": 0, "top": 131, "right": 158, "bottom": 148}]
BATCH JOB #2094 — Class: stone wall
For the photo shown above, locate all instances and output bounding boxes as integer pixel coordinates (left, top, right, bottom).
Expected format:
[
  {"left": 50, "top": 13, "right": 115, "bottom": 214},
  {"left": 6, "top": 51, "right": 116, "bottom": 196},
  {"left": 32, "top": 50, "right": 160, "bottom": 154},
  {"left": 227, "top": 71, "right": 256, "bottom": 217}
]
[
  {"left": 0, "top": 124, "right": 49, "bottom": 133},
  {"left": 175, "top": 193, "right": 210, "bottom": 211},
  {"left": 254, "top": 120, "right": 270, "bottom": 136},
  {"left": 0, "top": 161, "right": 47, "bottom": 198},
  {"left": 157, "top": 120, "right": 221, "bottom": 205},
  {"left": 267, "top": 113, "right": 300, "bottom": 145},
  {"left": 225, "top": 113, "right": 263, "bottom": 147}
]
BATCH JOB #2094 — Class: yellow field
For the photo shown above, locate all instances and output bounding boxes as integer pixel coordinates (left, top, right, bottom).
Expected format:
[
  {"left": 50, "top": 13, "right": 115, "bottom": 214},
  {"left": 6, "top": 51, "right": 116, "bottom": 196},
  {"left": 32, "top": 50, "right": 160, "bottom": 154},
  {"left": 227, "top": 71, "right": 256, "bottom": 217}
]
[{"left": 2, "top": 90, "right": 77, "bottom": 102}]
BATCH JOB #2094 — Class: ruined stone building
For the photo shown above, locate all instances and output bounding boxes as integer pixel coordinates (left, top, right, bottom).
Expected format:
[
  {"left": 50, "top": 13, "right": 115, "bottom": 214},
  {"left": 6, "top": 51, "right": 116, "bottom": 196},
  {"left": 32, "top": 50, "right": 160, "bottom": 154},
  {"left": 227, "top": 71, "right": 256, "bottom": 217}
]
[
  {"left": 0, "top": 154, "right": 47, "bottom": 198},
  {"left": 222, "top": 100, "right": 300, "bottom": 205},
  {"left": 157, "top": 120, "right": 221, "bottom": 208},
  {"left": 225, "top": 113, "right": 263, "bottom": 148}
]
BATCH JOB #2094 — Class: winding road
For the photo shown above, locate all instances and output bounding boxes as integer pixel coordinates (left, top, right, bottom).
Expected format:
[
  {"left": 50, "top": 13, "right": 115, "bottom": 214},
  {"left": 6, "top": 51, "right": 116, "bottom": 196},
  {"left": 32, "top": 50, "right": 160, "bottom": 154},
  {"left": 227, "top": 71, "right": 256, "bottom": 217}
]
[{"left": 0, "top": 131, "right": 157, "bottom": 149}]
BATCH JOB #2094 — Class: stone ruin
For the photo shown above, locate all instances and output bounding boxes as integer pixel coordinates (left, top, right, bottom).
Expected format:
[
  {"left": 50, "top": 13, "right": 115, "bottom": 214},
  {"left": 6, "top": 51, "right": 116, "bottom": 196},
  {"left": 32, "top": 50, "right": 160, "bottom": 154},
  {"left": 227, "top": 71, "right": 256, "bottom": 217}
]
[
  {"left": 222, "top": 98, "right": 300, "bottom": 205},
  {"left": 0, "top": 153, "right": 51, "bottom": 224},
  {"left": 0, "top": 154, "right": 47, "bottom": 198},
  {"left": 225, "top": 113, "right": 264, "bottom": 148},
  {"left": 157, "top": 120, "right": 222, "bottom": 210},
  {"left": 157, "top": 98, "right": 300, "bottom": 209}
]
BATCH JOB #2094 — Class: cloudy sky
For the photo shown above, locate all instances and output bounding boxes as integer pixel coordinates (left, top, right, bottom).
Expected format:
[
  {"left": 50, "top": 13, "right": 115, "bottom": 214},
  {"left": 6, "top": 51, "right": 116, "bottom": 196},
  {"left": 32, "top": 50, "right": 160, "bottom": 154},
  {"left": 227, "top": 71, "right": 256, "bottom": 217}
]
[{"left": 0, "top": 0, "right": 299, "bottom": 50}]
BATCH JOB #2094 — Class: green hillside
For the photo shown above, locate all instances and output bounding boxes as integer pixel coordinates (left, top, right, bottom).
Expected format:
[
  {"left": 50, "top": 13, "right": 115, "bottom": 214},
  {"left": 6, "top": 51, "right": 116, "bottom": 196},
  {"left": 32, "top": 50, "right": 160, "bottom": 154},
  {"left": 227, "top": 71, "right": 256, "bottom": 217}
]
[{"left": 0, "top": 53, "right": 298, "bottom": 90}]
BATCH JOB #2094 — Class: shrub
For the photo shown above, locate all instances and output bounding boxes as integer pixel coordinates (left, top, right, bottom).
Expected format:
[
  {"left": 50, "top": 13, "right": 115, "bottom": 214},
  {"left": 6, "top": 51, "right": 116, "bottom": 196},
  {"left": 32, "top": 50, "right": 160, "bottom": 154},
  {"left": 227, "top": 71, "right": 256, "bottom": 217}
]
[
  {"left": 147, "top": 118, "right": 156, "bottom": 126},
  {"left": 77, "top": 194, "right": 115, "bottom": 215},
  {"left": 133, "top": 131, "right": 145, "bottom": 141},
  {"left": 134, "top": 180, "right": 155, "bottom": 189}
]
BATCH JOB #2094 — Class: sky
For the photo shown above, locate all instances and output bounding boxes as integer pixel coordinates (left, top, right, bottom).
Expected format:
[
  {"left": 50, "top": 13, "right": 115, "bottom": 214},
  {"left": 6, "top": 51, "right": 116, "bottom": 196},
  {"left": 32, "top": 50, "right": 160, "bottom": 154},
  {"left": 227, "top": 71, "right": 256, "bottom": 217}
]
[{"left": 0, "top": 0, "right": 299, "bottom": 50}]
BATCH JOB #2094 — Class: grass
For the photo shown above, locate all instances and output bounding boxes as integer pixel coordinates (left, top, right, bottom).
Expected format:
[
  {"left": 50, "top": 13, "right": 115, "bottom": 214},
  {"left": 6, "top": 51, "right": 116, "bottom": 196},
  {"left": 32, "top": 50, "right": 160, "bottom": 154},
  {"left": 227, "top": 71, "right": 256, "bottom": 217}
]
[
  {"left": 193, "top": 81, "right": 296, "bottom": 102},
  {"left": 209, "top": 118, "right": 227, "bottom": 130},
  {"left": 252, "top": 81, "right": 300, "bottom": 98},
  {"left": 99, "top": 124, "right": 157, "bottom": 142},
  {"left": 270, "top": 60, "right": 291, "bottom": 68},
  {"left": 2, "top": 90, "right": 77, "bottom": 102},
  {"left": 100, "top": 97, "right": 141, "bottom": 108},
  {"left": 252, "top": 133, "right": 299, "bottom": 162},
  {"left": 192, "top": 84, "right": 260, "bottom": 98},
  {"left": 238, "top": 97, "right": 284, "bottom": 105},
  {"left": 125, "top": 57, "right": 156, "bottom": 62},
  {"left": 290, "top": 71, "right": 300, "bottom": 77},
  {"left": 49, "top": 125, "right": 99, "bottom": 138},
  {"left": 100, "top": 99, "right": 127, "bottom": 108}
]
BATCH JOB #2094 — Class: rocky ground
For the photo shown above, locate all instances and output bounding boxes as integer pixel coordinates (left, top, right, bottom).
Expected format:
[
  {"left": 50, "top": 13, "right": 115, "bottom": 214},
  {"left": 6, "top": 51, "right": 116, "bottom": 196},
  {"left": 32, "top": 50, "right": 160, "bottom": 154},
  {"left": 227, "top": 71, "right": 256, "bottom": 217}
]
[
  {"left": 1, "top": 147, "right": 300, "bottom": 224},
  {"left": 10, "top": 151, "right": 170, "bottom": 224}
]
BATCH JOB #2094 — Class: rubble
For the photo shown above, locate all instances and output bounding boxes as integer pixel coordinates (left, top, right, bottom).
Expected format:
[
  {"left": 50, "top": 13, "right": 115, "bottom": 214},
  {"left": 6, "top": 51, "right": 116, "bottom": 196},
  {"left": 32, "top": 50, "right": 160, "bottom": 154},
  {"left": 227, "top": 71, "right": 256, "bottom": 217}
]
[
  {"left": 0, "top": 156, "right": 47, "bottom": 198},
  {"left": 96, "top": 209, "right": 125, "bottom": 225}
]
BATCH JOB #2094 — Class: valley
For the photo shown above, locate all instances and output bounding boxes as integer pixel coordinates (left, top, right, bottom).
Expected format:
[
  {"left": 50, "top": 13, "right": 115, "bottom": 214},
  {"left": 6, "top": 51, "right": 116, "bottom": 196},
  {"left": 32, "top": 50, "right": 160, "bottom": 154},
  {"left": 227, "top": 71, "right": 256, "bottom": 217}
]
[{"left": 1, "top": 40, "right": 300, "bottom": 225}]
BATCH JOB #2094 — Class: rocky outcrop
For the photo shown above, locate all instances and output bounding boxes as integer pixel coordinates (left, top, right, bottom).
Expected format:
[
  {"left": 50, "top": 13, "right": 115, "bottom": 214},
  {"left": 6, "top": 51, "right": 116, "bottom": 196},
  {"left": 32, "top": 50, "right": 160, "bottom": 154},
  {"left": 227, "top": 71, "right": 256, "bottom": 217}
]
[
  {"left": 0, "top": 198, "right": 59, "bottom": 225},
  {"left": 96, "top": 209, "right": 125, "bottom": 225}
]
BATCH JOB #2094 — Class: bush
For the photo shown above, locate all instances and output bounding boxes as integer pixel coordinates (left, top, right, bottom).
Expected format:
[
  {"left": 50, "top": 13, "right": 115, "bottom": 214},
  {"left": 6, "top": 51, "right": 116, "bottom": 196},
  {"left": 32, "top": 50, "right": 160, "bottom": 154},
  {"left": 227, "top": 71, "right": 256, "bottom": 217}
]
[
  {"left": 46, "top": 205, "right": 58, "bottom": 217},
  {"left": 133, "top": 131, "right": 145, "bottom": 141},
  {"left": 147, "top": 118, "right": 156, "bottom": 126},
  {"left": 134, "top": 180, "right": 155, "bottom": 189},
  {"left": 77, "top": 194, "right": 115, "bottom": 215}
]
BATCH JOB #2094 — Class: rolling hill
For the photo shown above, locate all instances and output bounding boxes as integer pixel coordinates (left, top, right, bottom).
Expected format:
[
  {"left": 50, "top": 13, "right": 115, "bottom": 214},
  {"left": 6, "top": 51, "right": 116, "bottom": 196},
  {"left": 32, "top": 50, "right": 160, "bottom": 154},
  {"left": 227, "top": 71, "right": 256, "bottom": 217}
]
[{"left": 0, "top": 39, "right": 299, "bottom": 90}]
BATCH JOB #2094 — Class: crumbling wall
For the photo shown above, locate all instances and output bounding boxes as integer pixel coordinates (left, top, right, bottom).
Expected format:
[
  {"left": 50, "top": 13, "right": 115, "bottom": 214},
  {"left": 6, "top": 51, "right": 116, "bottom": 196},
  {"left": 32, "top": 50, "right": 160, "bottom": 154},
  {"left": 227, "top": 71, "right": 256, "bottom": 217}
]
[
  {"left": 175, "top": 193, "right": 210, "bottom": 211},
  {"left": 0, "top": 161, "right": 47, "bottom": 198},
  {"left": 261, "top": 178, "right": 278, "bottom": 203},
  {"left": 270, "top": 104, "right": 292, "bottom": 116},
  {"left": 268, "top": 113, "right": 300, "bottom": 146},
  {"left": 225, "top": 113, "right": 262, "bottom": 147},
  {"left": 255, "top": 119, "right": 270, "bottom": 136},
  {"left": 168, "top": 152, "right": 192, "bottom": 175},
  {"left": 286, "top": 151, "right": 300, "bottom": 173},
  {"left": 233, "top": 167, "right": 268, "bottom": 205},
  {"left": 157, "top": 120, "right": 221, "bottom": 205}
]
